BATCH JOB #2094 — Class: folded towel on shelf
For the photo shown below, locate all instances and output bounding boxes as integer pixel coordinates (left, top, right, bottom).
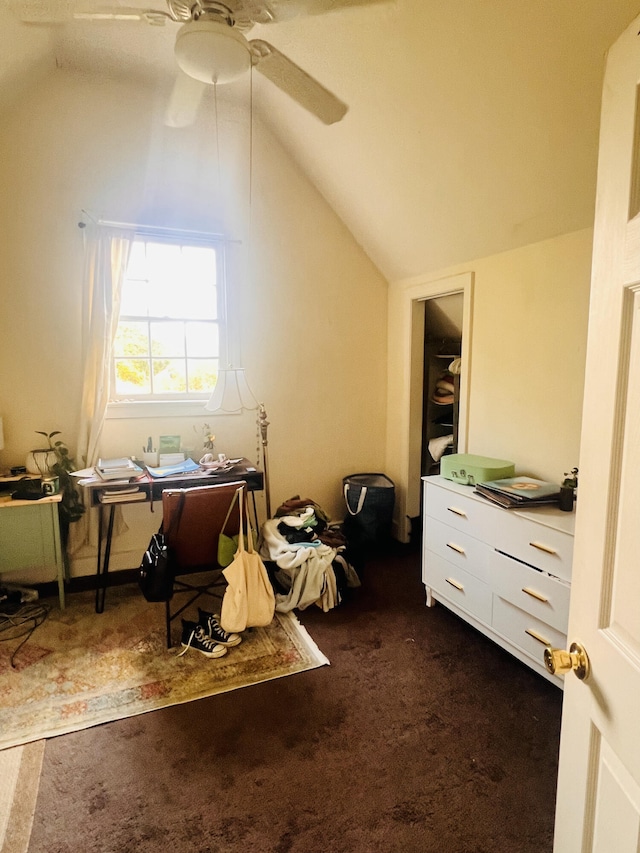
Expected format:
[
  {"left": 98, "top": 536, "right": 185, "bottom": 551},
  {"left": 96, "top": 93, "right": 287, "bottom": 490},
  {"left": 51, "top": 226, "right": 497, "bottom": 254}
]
[{"left": 429, "top": 434, "right": 454, "bottom": 462}]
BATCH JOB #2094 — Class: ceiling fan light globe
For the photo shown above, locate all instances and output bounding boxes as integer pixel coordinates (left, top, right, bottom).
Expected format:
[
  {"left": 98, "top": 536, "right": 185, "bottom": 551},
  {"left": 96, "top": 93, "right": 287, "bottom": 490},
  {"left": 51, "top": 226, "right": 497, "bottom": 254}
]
[{"left": 175, "top": 20, "right": 251, "bottom": 85}]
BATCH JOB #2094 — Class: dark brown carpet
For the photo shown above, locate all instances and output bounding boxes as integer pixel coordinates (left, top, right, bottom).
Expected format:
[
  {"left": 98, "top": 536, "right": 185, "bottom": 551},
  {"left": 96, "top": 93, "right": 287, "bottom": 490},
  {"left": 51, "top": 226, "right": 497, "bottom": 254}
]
[{"left": 28, "top": 546, "right": 562, "bottom": 853}]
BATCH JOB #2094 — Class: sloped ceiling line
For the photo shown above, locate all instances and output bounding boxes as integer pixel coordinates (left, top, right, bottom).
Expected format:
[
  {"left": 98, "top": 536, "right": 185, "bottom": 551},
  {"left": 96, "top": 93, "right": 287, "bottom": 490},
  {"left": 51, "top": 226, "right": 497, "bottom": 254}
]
[{"left": 1, "top": 0, "right": 639, "bottom": 278}]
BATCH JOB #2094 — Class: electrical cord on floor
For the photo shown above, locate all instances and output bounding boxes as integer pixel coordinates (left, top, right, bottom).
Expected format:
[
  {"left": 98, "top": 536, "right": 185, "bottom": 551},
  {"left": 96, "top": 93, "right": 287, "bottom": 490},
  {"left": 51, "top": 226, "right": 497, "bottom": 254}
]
[{"left": 0, "top": 602, "right": 50, "bottom": 669}]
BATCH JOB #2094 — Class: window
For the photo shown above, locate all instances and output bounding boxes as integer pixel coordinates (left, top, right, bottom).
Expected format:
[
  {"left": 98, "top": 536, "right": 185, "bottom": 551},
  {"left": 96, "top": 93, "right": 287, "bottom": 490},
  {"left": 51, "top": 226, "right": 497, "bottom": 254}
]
[{"left": 110, "top": 233, "right": 225, "bottom": 407}]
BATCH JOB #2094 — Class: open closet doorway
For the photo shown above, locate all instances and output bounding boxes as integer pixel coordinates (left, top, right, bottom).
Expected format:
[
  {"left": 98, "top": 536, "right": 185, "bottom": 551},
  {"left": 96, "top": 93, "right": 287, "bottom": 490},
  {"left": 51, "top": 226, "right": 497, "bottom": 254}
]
[
  {"left": 401, "top": 272, "right": 473, "bottom": 544},
  {"left": 422, "top": 294, "right": 464, "bottom": 477}
]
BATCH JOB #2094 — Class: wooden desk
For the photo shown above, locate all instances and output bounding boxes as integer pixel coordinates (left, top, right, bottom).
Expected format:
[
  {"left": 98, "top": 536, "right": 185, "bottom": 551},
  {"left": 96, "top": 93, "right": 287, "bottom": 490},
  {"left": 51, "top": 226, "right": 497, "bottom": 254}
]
[
  {"left": 81, "top": 460, "right": 264, "bottom": 613},
  {"left": 0, "top": 492, "right": 65, "bottom": 609}
]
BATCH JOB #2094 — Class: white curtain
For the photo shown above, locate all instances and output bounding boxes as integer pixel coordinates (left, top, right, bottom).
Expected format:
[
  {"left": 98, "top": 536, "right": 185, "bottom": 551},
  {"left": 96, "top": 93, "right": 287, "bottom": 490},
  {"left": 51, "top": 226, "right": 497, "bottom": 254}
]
[{"left": 69, "top": 223, "right": 133, "bottom": 553}]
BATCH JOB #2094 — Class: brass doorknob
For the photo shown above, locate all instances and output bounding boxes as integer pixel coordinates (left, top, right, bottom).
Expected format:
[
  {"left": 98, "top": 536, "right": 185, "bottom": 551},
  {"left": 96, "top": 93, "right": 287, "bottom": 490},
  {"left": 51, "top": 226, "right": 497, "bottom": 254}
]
[{"left": 544, "top": 642, "right": 590, "bottom": 680}]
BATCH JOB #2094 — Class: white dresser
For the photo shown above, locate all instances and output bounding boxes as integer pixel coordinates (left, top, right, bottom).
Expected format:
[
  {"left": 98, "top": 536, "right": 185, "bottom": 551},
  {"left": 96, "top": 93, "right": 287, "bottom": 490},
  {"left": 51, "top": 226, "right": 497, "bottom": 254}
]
[{"left": 422, "top": 475, "right": 575, "bottom": 686}]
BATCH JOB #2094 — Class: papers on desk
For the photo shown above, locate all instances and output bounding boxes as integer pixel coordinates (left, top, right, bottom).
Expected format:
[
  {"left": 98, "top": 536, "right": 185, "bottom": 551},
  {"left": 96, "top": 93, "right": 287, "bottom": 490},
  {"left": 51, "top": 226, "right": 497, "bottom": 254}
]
[
  {"left": 145, "top": 458, "right": 201, "bottom": 478},
  {"left": 200, "top": 457, "right": 243, "bottom": 473},
  {"left": 98, "top": 457, "right": 132, "bottom": 470},
  {"left": 96, "top": 458, "right": 144, "bottom": 481},
  {"left": 70, "top": 462, "right": 145, "bottom": 487},
  {"left": 98, "top": 487, "right": 147, "bottom": 504},
  {"left": 70, "top": 467, "right": 100, "bottom": 480}
]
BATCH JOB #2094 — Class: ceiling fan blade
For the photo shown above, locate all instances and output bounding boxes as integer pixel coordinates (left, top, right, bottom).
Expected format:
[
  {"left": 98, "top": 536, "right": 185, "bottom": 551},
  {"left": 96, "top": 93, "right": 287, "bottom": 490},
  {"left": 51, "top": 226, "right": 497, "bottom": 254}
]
[
  {"left": 165, "top": 72, "right": 207, "bottom": 127},
  {"left": 5, "top": 0, "right": 169, "bottom": 23},
  {"left": 73, "top": 7, "right": 169, "bottom": 23},
  {"left": 249, "top": 0, "right": 389, "bottom": 24},
  {"left": 250, "top": 39, "right": 347, "bottom": 124}
]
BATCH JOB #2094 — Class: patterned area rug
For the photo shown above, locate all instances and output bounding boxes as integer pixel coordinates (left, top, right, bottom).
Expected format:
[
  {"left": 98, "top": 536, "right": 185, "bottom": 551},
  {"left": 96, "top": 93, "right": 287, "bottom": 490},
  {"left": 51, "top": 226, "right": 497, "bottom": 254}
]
[{"left": 0, "top": 585, "right": 329, "bottom": 752}]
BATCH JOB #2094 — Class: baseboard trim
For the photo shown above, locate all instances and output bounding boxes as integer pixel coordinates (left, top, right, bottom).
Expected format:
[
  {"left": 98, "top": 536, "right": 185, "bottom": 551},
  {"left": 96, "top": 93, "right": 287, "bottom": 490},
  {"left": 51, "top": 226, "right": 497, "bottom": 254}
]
[{"left": 34, "top": 569, "right": 139, "bottom": 600}]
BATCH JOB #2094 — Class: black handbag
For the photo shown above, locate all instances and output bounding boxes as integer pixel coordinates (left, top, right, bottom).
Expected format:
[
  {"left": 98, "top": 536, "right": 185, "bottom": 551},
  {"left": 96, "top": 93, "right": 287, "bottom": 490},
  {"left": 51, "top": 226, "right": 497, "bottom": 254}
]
[
  {"left": 138, "top": 532, "right": 174, "bottom": 602},
  {"left": 138, "top": 492, "right": 186, "bottom": 602}
]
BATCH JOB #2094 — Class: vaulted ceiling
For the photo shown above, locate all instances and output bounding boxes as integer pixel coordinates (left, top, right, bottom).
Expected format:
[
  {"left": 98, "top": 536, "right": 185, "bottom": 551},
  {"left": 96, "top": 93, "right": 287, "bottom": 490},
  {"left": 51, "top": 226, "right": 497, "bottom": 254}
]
[{"left": 1, "top": 0, "right": 639, "bottom": 281}]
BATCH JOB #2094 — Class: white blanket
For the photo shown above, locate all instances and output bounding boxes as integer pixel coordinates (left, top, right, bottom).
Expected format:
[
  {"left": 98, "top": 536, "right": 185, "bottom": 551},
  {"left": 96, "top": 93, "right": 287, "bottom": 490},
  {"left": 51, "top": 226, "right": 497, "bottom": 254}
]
[{"left": 260, "top": 519, "right": 339, "bottom": 612}]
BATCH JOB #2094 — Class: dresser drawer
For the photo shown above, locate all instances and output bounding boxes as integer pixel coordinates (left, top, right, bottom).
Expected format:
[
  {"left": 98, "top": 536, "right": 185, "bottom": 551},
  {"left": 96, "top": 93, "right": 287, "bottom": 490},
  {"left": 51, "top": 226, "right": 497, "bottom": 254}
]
[
  {"left": 423, "top": 551, "right": 492, "bottom": 623},
  {"left": 491, "top": 551, "right": 570, "bottom": 633},
  {"left": 425, "top": 517, "right": 492, "bottom": 583},
  {"left": 492, "top": 596, "right": 566, "bottom": 672},
  {"left": 495, "top": 512, "right": 573, "bottom": 581},
  {"left": 424, "top": 483, "right": 497, "bottom": 538},
  {"left": 422, "top": 476, "right": 573, "bottom": 687}
]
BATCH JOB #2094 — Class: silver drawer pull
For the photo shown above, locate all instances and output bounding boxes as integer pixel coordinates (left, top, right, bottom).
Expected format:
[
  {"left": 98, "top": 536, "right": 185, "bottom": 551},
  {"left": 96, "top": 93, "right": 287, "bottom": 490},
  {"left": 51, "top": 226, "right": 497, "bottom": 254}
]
[
  {"left": 522, "top": 587, "right": 549, "bottom": 603},
  {"left": 446, "top": 542, "right": 466, "bottom": 555},
  {"left": 525, "top": 628, "right": 551, "bottom": 646},
  {"left": 445, "top": 577, "right": 464, "bottom": 591},
  {"left": 529, "top": 541, "right": 558, "bottom": 556},
  {"left": 447, "top": 506, "right": 467, "bottom": 518}
]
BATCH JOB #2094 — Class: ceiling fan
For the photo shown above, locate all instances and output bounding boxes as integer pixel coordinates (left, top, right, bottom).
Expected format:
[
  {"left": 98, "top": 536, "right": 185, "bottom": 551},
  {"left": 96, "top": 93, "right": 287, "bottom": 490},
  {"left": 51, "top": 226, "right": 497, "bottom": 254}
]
[{"left": 7, "top": 0, "right": 385, "bottom": 126}]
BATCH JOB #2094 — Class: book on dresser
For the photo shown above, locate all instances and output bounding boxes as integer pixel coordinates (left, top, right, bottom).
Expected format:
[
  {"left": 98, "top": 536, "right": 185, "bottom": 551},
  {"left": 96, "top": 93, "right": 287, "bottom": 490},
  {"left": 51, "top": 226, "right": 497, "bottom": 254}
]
[{"left": 474, "top": 476, "right": 561, "bottom": 508}]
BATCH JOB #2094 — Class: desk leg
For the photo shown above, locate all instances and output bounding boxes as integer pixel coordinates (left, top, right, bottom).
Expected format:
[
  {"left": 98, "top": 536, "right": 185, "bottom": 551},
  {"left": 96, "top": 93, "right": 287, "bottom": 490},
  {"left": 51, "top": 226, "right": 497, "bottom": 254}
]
[
  {"left": 250, "top": 491, "right": 260, "bottom": 531},
  {"left": 51, "top": 502, "right": 65, "bottom": 610},
  {"left": 95, "top": 504, "right": 116, "bottom": 614}
]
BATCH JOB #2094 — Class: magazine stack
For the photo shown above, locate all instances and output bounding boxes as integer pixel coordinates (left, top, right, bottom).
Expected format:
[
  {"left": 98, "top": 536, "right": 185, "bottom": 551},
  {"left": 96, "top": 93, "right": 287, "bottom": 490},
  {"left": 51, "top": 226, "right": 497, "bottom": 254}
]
[
  {"left": 96, "top": 457, "right": 143, "bottom": 482},
  {"left": 474, "top": 476, "right": 561, "bottom": 509}
]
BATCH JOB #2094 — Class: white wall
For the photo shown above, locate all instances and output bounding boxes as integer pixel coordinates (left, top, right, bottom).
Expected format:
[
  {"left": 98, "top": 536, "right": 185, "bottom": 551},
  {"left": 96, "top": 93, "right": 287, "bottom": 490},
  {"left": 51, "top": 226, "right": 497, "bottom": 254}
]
[
  {"left": 0, "top": 68, "right": 388, "bottom": 579},
  {"left": 387, "top": 228, "right": 592, "bottom": 540},
  {"left": 0, "top": 68, "right": 595, "bottom": 582},
  {"left": 466, "top": 229, "right": 590, "bottom": 472}
]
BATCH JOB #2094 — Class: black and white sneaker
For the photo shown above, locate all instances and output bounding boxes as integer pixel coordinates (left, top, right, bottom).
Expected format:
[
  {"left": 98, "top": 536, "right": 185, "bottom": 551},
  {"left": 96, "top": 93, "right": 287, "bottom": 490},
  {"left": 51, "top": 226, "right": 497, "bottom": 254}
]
[
  {"left": 178, "top": 619, "right": 228, "bottom": 658},
  {"left": 198, "top": 608, "right": 242, "bottom": 647}
]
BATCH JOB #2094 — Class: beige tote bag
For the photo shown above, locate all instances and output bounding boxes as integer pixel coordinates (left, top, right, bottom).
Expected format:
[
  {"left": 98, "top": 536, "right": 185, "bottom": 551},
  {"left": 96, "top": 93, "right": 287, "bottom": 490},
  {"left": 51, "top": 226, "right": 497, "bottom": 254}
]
[{"left": 220, "top": 487, "right": 275, "bottom": 633}]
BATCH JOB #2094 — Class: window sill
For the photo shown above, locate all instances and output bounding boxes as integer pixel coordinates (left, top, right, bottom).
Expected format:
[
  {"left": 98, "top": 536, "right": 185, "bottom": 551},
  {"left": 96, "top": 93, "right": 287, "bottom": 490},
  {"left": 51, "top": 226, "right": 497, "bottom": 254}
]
[{"left": 106, "top": 400, "right": 239, "bottom": 420}]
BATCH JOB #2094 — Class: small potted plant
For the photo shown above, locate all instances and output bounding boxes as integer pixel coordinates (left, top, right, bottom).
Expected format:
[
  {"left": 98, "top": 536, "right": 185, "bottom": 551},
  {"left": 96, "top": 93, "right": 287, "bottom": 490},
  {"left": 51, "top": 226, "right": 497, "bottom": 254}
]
[
  {"left": 195, "top": 423, "right": 228, "bottom": 468},
  {"left": 202, "top": 424, "right": 216, "bottom": 452},
  {"left": 26, "top": 431, "right": 61, "bottom": 476},
  {"left": 28, "top": 430, "right": 85, "bottom": 543},
  {"left": 559, "top": 467, "right": 578, "bottom": 512},
  {"left": 191, "top": 423, "right": 216, "bottom": 460}
]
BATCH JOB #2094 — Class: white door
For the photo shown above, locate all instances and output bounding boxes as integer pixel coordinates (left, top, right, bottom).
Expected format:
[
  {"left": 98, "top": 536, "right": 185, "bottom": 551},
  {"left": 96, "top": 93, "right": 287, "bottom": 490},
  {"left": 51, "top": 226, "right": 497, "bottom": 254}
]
[{"left": 552, "top": 13, "right": 640, "bottom": 852}]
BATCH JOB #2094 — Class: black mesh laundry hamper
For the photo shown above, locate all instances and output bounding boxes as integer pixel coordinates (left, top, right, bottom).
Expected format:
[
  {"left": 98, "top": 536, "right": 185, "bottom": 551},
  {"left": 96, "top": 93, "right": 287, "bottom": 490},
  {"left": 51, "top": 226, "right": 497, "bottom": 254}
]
[{"left": 342, "top": 473, "right": 395, "bottom": 551}]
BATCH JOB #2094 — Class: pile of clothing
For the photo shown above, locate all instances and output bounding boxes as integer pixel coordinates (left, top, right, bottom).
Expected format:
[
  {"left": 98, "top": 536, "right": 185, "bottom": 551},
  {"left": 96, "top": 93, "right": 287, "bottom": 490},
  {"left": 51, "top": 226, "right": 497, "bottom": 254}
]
[{"left": 260, "top": 496, "right": 360, "bottom": 613}]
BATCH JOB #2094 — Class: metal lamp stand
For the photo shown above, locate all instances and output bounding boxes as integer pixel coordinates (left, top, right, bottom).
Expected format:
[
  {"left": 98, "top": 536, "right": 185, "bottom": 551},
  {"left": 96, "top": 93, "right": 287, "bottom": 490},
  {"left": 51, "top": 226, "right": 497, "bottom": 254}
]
[{"left": 258, "top": 403, "right": 271, "bottom": 518}]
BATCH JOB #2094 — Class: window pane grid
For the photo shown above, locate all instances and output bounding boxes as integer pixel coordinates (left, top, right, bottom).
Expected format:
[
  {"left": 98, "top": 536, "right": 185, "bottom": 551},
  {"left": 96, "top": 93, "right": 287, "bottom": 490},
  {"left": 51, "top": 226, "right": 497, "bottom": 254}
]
[
  {"left": 113, "top": 356, "right": 220, "bottom": 398},
  {"left": 111, "top": 234, "right": 224, "bottom": 402}
]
